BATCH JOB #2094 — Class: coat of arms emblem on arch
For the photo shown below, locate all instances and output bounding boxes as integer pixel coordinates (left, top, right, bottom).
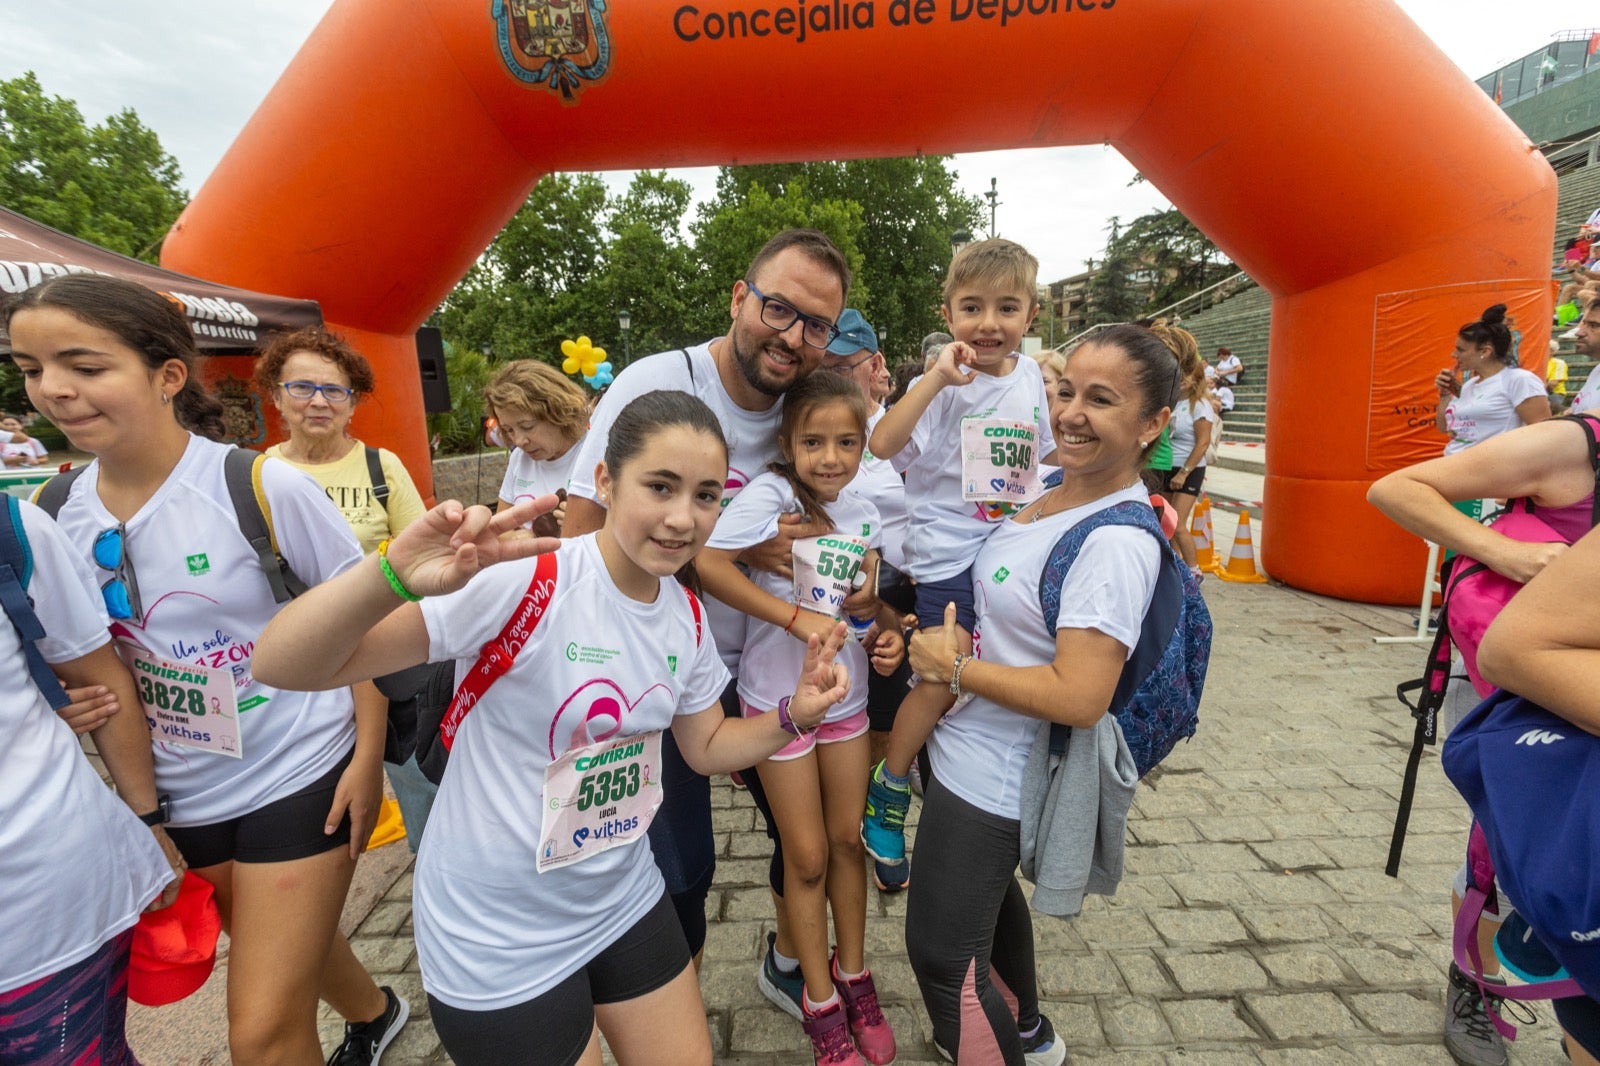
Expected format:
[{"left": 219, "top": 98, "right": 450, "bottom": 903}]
[{"left": 492, "top": 0, "right": 612, "bottom": 103}]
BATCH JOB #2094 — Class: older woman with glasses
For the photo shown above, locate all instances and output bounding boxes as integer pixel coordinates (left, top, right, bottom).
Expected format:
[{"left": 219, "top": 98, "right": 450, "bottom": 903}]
[{"left": 253, "top": 328, "right": 426, "bottom": 555}]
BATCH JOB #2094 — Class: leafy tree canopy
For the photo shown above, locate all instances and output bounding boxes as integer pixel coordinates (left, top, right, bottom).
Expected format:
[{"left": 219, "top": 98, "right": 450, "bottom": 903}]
[{"left": 0, "top": 72, "right": 187, "bottom": 262}]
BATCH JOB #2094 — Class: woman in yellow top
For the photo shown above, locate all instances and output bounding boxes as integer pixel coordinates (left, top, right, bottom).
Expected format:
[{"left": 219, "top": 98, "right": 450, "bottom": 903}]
[
  {"left": 252, "top": 327, "right": 426, "bottom": 553},
  {"left": 253, "top": 326, "right": 439, "bottom": 857}
]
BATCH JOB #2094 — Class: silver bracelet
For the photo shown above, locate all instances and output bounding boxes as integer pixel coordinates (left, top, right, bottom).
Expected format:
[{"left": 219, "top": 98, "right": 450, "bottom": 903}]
[{"left": 948, "top": 653, "right": 972, "bottom": 696}]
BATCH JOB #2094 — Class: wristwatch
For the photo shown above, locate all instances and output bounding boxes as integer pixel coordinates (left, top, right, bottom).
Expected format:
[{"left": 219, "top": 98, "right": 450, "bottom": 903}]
[
  {"left": 775, "top": 696, "right": 816, "bottom": 737},
  {"left": 138, "top": 795, "right": 171, "bottom": 827}
]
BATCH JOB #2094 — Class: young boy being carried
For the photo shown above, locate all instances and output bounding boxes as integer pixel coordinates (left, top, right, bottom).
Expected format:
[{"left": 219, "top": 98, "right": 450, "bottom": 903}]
[{"left": 862, "top": 239, "right": 1057, "bottom": 884}]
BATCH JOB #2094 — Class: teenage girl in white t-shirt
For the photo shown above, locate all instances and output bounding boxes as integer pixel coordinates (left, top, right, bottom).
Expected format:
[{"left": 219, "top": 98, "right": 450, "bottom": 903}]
[
  {"left": 5, "top": 274, "right": 405, "bottom": 1065},
  {"left": 700, "top": 372, "right": 905, "bottom": 1066},
  {"left": 486, "top": 358, "right": 588, "bottom": 536},
  {"left": 904, "top": 325, "right": 1178, "bottom": 1064},
  {"left": 251, "top": 390, "right": 853, "bottom": 1066}
]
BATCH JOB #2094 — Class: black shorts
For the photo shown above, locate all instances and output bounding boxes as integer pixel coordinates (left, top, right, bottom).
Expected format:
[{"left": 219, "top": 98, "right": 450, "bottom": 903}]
[
  {"left": 427, "top": 893, "right": 690, "bottom": 1066},
  {"left": 163, "top": 750, "right": 354, "bottom": 868},
  {"left": 1162, "top": 465, "right": 1207, "bottom": 497}
]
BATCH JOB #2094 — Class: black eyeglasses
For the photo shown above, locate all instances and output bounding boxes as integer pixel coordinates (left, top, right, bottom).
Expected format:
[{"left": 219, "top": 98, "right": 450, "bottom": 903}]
[
  {"left": 280, "top": 380, "right": 355, "bottom": 404},
  {"left": 93, "top": 524, "right": 142, "bottom": 622},
  {"left": 745, "top": 283, "right": 840, "bottom": 349},
  {"left": 825, "top": 350, "right": 876, "bottom": 374}
]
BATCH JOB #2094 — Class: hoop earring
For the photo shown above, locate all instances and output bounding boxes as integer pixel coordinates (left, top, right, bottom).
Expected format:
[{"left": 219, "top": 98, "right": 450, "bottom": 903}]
[{"left": 161, "top": 392, "right": 171, "bottom": 406}]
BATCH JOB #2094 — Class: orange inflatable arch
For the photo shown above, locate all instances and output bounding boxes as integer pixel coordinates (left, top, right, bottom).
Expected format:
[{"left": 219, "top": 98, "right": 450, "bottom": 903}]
[{"left": 163, "top": 0, "right": 1555, "bottom": 604}]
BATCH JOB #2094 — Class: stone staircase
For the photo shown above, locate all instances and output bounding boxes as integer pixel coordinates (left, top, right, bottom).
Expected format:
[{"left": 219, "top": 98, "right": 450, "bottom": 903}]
[{"left": 1178, "top": 286, "right": 1272, "bottom": 443}]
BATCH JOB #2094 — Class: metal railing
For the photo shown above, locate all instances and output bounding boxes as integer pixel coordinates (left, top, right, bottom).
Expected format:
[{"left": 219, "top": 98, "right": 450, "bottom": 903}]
[{"left": 1057, "top": 269, "right": 1254, "bottom": 349}]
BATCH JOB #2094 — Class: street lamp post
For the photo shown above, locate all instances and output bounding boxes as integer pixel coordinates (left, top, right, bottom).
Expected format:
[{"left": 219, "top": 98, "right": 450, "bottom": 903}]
[{"left": 617, "top": 309, "right": 632, "bottom": 368}]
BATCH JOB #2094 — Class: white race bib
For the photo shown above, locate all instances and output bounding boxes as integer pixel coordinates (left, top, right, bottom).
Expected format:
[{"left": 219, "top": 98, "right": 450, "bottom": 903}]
[
  {"left": 962, "top": 418, "right": 1043, "bottom": 505},
  {"left": 791, "top": 534, "right": 868, "bottom": 618},
  {"left": 537, "top": 731, "right": 664, "bottom": 873},
  {"left": 120, "top": 642, "right": 243, "bottom": 758}
]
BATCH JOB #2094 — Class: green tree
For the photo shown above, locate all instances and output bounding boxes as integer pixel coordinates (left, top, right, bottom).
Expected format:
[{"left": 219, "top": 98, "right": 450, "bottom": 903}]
[
  {"left": 593, "top": 171, "right": 698, "bottom": 364},
  {"left": 706, "top": 158, "right": 981, "bottom": 363},
  {"left": 1084, "top": 208, "right": 1232, "bottom": 325},
  {"left": 1085, "top": 218, "right": 1143, "bottom": 325},
  {"left": 0, "top": 72, "right": 187, "bottom": 261},
  {"left": 686, "top": 180, "right": 867, "bottom": 342},
  {"left": 432, "top": 172, "right": 610, "bottom": 363}
]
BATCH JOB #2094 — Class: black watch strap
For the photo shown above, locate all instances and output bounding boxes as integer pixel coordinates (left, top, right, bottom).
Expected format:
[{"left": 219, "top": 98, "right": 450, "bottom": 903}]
[{"left": 138, "top": 795, "right": 171, "bottom": 826}]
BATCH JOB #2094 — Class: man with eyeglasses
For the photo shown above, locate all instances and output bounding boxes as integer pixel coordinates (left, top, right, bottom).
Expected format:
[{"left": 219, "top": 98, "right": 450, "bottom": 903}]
[{"left": 562, "top": 228, "right": 853, "bottom": 964}]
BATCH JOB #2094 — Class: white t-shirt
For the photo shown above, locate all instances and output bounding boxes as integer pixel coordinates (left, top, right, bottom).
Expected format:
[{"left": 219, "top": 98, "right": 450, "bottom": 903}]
[
  {"left": 51, "top": 436, "right": 364, "bottom": 826},
  {"left": 1214, "top": 386, "right": 1235, "bottom": 413},
  {"left": 2, "top": 437, "right": 47, "bottom": 463},
  {"left": 892, "top": 360, "right": 1056, "bottom": 583},
  {"left": 706, "top": 472, "right": 878, "bottom": 719},
  {"left": 853, "top": 407, "right": 908, "bottom": 572},
  {"left": 1443, "top": 368, "right": 1547, "bottom": 454},
  {"left": 1215, "top": 354, "right": 1242, "bottom": 384},
  {"left": 498, "top": 444, "right": 582, "bottom": 507},
  {"left": 1, "top": 502, "right": 174, "bottom": 992},
  {"left": 928, "top": 484, "right": 1159, "bottom": 820},
  {"left": 568, "top": 342, "right": 785, "bottom": 672},
  {"left": 414, "top": 535, "right": 728, "bottom": 1010},
  {"left": 1168, "top": 399, "right": 1215, "bottom": 469},
  {"left": 1571, "top": 363, "right": 1600, "bottom": 414}
]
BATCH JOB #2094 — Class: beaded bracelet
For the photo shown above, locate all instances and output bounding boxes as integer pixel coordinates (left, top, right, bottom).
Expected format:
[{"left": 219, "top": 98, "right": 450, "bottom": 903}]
[{"left": 377, "top": 539, "right": 423, "bottom": 603}]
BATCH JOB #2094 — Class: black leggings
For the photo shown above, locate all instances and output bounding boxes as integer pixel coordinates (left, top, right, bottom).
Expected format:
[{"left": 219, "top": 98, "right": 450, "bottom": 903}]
[{"left": 906, "top": 778, "right": 1041, "bottom": 1064}]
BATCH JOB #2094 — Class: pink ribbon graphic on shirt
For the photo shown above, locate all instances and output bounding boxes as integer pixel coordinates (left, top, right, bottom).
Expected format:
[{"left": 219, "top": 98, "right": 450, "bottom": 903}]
[{"left": 548, "top": 678, "right": 671, "bottom": 759}]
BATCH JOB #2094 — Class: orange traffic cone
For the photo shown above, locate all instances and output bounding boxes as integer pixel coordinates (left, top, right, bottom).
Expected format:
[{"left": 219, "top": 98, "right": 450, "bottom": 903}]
[
  {"left": 1201, "top": 498, "right": 1224, "bottom": 573},
  {"left": 1191, "top": 495, "right": 1218, "bottom": 572},
  {"left": 1217, "top": 511, "right": 1268, "bottom": 583}
]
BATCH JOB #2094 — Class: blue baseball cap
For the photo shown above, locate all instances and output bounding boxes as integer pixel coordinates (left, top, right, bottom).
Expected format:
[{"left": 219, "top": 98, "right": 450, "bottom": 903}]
[{"left": 826, "top": 309, "right": 878, "bottom": 356}]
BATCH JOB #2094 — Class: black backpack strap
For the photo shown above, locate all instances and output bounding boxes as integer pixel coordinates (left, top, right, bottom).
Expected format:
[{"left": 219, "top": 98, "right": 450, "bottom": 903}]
[
  {"left": 365, "top": 446, "right": 390, "bottom": 514},
  {"left": 1575, "top": 414, "right": 1600, "bottom": 527},
  {"left": 32, "top": 465, "right": 89, "bottom": 518},
  {"left": 1386, "top": 578, "right": 1458, "bottom": 877},
  {"left": 0, "top": 496, "right": 70, "bottom": 710},
  {"left": 224, "top": 448, "right": 308, "bottom": 604}
]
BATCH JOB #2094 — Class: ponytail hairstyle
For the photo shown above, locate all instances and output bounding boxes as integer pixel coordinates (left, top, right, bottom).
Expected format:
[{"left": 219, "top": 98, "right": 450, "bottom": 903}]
[
  {"left": 1147, "top": 322, "right": 1208, "bottom": 405},
  {"left": 768, "top": 371, "right": 869, "bottom": 527},
  {"left": 1458, "top": 303, "right": 1515, "bottom": 366},
  {"left": 603, "top": 390, "right": 728, "bottom": 595},
  {"left": 2, "top": 274, "right": 227, "bottom": 440}
]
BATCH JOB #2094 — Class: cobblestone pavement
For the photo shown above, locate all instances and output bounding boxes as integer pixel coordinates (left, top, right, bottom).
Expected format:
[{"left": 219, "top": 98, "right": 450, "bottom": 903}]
[{"left": 134, "top": 576, "right": 1573, "bottom": 1064}]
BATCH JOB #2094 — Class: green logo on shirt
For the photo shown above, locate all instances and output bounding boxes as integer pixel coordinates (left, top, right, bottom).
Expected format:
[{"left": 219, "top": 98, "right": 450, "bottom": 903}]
[
  {"left": 186, "top": 553, "right": 211, "bottom": 576},
  {"left": 566, "top": 642, "right": 579, "bottom": 662},
  {"left": 861, "top": 523, "right": 871, "bottom": 537},
  {"left": 667, "top": 655, "right": 678, "bottom": 675},
  {"left": 993, "top": 566, "right": 1011, "bottom": 584}
]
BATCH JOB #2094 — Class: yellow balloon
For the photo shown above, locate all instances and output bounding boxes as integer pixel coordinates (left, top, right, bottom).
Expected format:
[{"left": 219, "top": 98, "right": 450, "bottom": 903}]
[
  {"left": 581, "top": 362, "right": 599, "bottom": 377},
  {"left": 560, "top": 339, "right": 578, "bottom": 358},
  {"left": 562, "top": 357, "right": 580, "bottom": 374},
  {"left": 590, "top": 346, "right": 607, "bottom": 362},
  {"left": 576, "top": 336, "right": 593, "bottom": 351}
]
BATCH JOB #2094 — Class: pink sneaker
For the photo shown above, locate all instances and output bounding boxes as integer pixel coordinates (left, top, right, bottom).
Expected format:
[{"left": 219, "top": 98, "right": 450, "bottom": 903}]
[
  {"left": 833, "top": 965, "right": 896, "bottom": 1065},
  {"left": 802, "top": 996, "right": 867, "bottom": 1066}
]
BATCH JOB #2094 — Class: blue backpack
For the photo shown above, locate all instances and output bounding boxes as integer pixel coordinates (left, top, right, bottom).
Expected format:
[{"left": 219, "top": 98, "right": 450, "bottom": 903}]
[
  {"left": 1037, "top": 500, "right": 1211, "bottom": 776},
  {"left": 0, "top": 495, "right": 72, "bottom": 710}
]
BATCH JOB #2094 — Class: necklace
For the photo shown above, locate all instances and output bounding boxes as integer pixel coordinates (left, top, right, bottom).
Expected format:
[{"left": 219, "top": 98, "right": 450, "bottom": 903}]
[{"left": 1028, "top": 479, "right": 1143, "bottom": 522}]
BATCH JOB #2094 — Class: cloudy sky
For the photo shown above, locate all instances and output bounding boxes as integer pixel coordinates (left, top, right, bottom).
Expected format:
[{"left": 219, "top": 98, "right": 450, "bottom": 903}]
[{"left": 1, "top": 0, "right": 1582, "bottom": 283}]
